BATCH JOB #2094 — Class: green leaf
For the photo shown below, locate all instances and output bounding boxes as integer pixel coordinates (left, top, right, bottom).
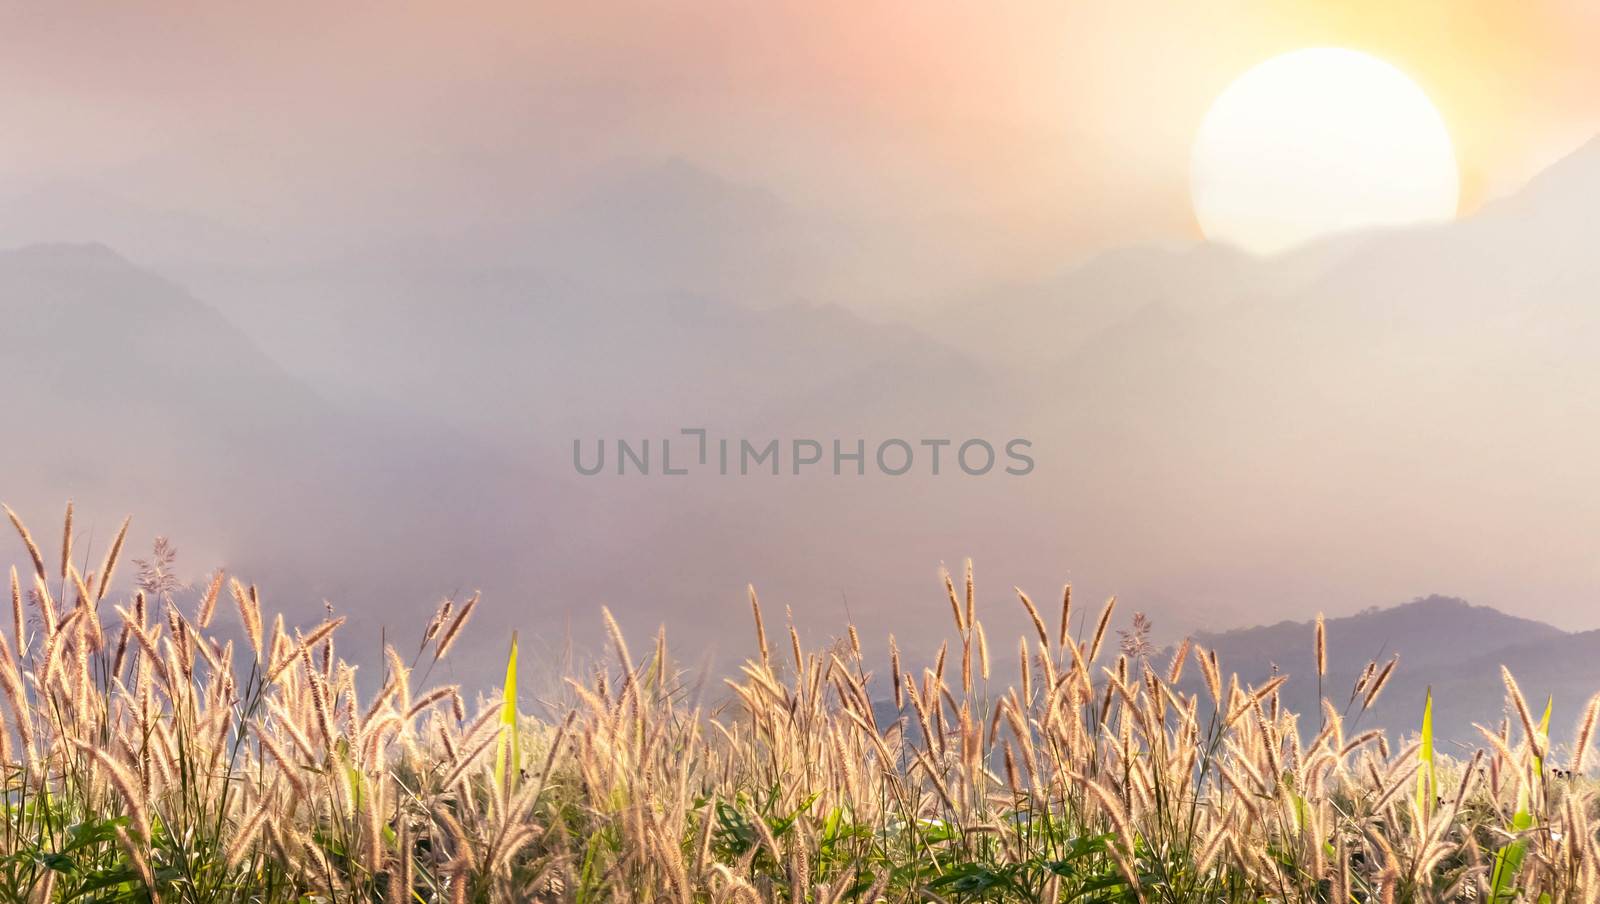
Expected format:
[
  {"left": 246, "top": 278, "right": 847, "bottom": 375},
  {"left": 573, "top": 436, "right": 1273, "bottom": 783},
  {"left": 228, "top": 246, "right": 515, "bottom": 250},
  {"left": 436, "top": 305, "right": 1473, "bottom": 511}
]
[
  {"left": 68, "top": 866, "right": 143, "bottom": 896},
  {"left": 40, "top": 853, "right": 76, "bottom": 874},
  {"left": 1417, "top": 686, "right": 1435, "bottom": 816},
  {"left": 770, "top": 793, "right": 819, "bottom": 837},
  {"left": 928, "top": 862, "right": 1027, "bottom": 896},
  {"left": 1491, "top": 837, "right": 1529, "bottom": 903},
  {"left": 1493, "top": 745, "right": 1543, "bottom": 904},
  {"left": 61, "top": 817, "right": 125, "bottom": 853},
  {"left": 1045, "top": 833, "right": 1112, "bottom": 872},
  {"left": 494, "top": 631, "right": 521, "bottom": 794},
  {"left": 1496, "top": 689, "right": 1558, "bottom": 904},
  {"left": 1536, "top": 695, "right": 1553, "bottom": 776}
]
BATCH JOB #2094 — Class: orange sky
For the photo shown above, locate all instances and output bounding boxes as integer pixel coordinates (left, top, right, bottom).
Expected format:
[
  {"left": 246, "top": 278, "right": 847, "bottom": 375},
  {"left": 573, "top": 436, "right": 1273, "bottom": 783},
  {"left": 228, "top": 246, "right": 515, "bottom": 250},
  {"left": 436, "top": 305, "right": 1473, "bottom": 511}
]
[{"left": 0, "top": 1, "right": 1595, "bottom": 300}]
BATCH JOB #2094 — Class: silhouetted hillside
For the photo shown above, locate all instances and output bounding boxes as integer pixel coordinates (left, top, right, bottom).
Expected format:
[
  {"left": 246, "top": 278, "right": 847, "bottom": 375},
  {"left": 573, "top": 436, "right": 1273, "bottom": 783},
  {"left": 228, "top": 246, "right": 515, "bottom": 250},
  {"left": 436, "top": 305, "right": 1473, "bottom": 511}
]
[{"left": 1171, "top": 596, "right": 1600, "bottom": 747}]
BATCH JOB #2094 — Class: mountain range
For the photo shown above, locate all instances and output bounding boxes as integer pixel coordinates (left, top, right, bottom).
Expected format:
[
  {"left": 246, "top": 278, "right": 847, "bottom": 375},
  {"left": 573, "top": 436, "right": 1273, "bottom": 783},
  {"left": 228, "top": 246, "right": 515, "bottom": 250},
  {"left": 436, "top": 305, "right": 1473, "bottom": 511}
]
[
  {"left": 1, "top": 136, "right": 1598, "bottom": 705},
  {"left": 1171, "top": 595, "right": 1597, "bottom": 748}
]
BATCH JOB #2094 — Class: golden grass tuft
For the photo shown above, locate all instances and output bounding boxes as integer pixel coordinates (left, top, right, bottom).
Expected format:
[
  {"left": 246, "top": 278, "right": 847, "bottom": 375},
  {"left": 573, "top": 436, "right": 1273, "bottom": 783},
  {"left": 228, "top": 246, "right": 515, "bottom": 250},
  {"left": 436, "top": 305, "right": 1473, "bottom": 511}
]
[{"left": 0, "top": 502, "right": 1593, "bottom": 903}]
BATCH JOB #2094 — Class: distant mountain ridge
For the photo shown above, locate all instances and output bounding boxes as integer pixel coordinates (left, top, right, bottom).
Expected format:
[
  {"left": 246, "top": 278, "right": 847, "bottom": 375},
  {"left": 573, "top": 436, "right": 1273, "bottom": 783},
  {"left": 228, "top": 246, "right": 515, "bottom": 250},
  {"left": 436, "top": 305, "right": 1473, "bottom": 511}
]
[
  {"left": 0, "top": 242, "right": 570, "bottom": 693},
  {"left": 6, "top": 137, "right": 1600, "bottom": 699},
  {"left": 1171, "top": 596, "right": 1597, "bottom": 748}
]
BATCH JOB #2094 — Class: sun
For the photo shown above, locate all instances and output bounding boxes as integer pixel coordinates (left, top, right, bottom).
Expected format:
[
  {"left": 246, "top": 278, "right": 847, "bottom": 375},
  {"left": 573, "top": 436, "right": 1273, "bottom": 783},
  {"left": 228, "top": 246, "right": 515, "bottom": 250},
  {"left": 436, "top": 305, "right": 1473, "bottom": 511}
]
[{"left": 1190, "top": 48, "right": 1459, "bottom": 255}]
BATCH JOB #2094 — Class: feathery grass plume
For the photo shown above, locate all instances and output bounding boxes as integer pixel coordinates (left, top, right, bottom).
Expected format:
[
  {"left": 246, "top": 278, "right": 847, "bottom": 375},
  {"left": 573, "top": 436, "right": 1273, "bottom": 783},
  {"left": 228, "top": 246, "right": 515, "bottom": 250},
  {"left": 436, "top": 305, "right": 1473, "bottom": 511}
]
[
  {"left": 265, "top": 698, "right": 317, "bottom": 761},
  {"left": 1443, "top": 748, "right": 1483, "bottom": 820},
  {"left": 888, "top": 634, "right": 902, "bottom": 707},
  {"left": 429, "top": 590, "right": 478, "bottom": 666},
  {"left": 3, "top": 504, "right": 46, "bottom": 580},
  {"left": 1226, "top": 675, "right": 1290, "bottom": 728},
  {"left": 1501, "top": 665, "right": 1545, "bottom": 760},
  {"left": 787, "top": 620, "right": 803, "bottom": 676},
  {"left": 4, "top": 529, "right": 1599, "bottom": 902},
  {"left": 423, "top": 597, "right": 453, "bottom": 648},
  {"left": 960, "top": 626, "right": 973, "bottom": 696},
  {"left": 1314, "top": 612, "right": 1326, "bottom": 677},
  {"left": 389, "top": 817, "right": 414, "bottom": 904},
  {"left": 964, "top": 558, "right": 976, "bottom": 630},
  {"left": 226, "top": 792, "right": 276, "bottom": 868},
  {"left": 405, "top": 685, "right": 461, "bottom": 721},
  {"left": 747, "top": 584, "right": 769, "bottom": 669},
  {"left": 95, "top": 515, "right": 131, "bottom": 601},
  {"left": 300, "top": 640, "right": 336, "bottom": 747},
  {"left": 1015, "top": 587, "right": 1049, "bottom": 648},
  {"left": 255, "top": 727, "right": 308, "bottom": 799},
  {"left": 114, "top": 825, "right": 158, "bottom": 901},
  {"left": 1572, "top": 692, "right": 1600, "bottom": 774},
  {"left": 229, "top": 578, "right": 263, "bottom": 658},
  {"left": 196, "top": 569, "right": 225, "bottom": 628},
  {"left": 361, "top": 774, "right": 384, "bottom": 868},
  {"left": 32, "top": 573, "right": 57, "bottom": 637},
  {"left": 1195, "top": 808, "right": 1232, "bottom": 875},
  {"left": 1194, "top": 645, "right": 1223, "bottom": 707},
  {"left": 297, "top": 616, "right": 346, "bottom": 661},
  {"left": 1167, "top": 636, "right": 1191, "bottom": 684},
  {"left": 1363, "top": 655, "right": 1399, "bottom": 711},
  {"left": 67, "top": 563, "right": 102, "bottom": 651},
  {"left": 1001, "top": 742, "right": 1022, "bottom": 798},
  {"left": 1018, "top": 636, "right": 1032, "bottom": 702},
  {"left": 942, "top": 565, "right": 965, "bottom": 633},
  {"left": 0, "top": 633, "right": 31, "bottom": 754},
  {"left": 77, "top": 742, "right": 150, "bottom": 842},
  {"left": 1058, "top": 583, "right": 1073, "bottom": 649},
  {"left": 8, "top": 566, "right": 21, "bottom": 657},
  {"left": 1073, "top": 771, "right": 1135, "bottom": 850},
  {"left": 59, "top": 501, "right": 72, "bottom": 581},
  {"left": 440, "top": 729, "right": 500, "bottom": 788},
  {"left": 1118, "top": 611, "right": 1154, "bottom": 661},
  {"left": 1088, "top": 595, "right": 1117, "bottom": 662},
  {"left": 1353, "top": 659, "right": 1376, "bottom": 699},
  {"left": 975, "top": 619, "right": 990, "bottom": 681}
]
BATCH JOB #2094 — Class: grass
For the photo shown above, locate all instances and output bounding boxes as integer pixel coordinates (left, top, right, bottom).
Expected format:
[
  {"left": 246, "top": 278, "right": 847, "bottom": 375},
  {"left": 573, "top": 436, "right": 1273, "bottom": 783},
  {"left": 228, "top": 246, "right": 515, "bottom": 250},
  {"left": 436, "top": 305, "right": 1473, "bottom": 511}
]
[{"left": 1, "top": 503, "right": 1598, "bottom": 902}]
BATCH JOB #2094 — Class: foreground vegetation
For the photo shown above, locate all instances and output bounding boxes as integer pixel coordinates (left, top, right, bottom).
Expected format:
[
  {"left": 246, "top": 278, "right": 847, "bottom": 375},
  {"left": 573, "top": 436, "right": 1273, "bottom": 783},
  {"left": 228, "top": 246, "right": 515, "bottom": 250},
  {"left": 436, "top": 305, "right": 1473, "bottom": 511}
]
[{"left": 0, "top": 504, "right": 1596, "bottom": 902}]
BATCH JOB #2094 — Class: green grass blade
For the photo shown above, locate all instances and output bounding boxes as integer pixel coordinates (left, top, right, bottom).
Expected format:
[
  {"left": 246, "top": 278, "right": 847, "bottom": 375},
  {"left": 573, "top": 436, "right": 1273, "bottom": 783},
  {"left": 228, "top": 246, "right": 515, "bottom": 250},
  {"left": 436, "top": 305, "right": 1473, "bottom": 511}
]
[
  {"left": 1491, "top": 836, "right": 1529, "bottom": 903},
  {"left": 1493, "top": 694, "right": 1553, "bottom": 901},
  {"left": 494, "top": 630, "right": 521, "bottom": 793},
  {"left": 1535, "top": 695, "right": 1552, "bottom": 775},
  {"left": 1416, "top": 686, "right": 1434, "bottom": 816}
]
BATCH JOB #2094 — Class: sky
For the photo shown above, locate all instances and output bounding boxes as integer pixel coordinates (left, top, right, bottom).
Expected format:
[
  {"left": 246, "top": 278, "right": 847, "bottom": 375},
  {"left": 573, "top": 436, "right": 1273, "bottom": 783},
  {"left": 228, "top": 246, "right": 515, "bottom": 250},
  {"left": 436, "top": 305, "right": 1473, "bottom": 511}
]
[
  {"left": 3, "top": 3, "right": 1600, "bottom": 683},
  {"left": 3, "top": 1, "right": 1598, "bottom": 305}
]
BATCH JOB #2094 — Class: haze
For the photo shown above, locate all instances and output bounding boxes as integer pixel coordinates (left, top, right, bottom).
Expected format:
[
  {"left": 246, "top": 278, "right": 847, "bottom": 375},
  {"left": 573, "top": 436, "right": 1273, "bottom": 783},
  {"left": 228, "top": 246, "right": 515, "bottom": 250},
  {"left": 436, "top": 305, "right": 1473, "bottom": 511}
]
[{"left": 2, "top": 2, "right": 1600, "bottom": 691}]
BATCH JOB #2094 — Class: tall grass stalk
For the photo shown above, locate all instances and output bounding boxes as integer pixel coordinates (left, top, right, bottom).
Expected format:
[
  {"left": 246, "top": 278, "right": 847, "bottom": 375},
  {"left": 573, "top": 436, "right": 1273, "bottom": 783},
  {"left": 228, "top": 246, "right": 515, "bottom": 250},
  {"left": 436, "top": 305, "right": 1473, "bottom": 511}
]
[{"left": 0, "top": 504, "right": 1594, "bottom": 902}]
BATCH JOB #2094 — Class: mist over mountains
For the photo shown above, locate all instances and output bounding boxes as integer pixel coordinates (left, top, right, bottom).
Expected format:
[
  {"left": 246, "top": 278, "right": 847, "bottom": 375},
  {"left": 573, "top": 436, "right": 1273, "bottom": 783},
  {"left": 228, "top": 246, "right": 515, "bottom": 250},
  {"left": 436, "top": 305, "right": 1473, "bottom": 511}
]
[{"left": 1, "top": 137, "right": 1599, "bottom": 730}]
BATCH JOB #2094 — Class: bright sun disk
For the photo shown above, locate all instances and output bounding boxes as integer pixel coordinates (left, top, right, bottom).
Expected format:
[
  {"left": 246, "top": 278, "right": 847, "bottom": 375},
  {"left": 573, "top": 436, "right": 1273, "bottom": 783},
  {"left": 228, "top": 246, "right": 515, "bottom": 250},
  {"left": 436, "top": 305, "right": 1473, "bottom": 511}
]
[{"left": 1190, "top": 48, "right": 1460, "bottom": 255}]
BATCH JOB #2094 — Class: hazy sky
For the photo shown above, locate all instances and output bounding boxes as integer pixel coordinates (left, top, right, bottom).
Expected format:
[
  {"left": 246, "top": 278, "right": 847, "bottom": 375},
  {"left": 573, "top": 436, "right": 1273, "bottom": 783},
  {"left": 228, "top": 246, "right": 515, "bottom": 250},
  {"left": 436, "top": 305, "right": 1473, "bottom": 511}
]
[
  {"left": 4, "top": 1, "right": 1598, "bottom": 297},
  {"left": 4, "top": 2, "right": 1600, "bottom": 690}
]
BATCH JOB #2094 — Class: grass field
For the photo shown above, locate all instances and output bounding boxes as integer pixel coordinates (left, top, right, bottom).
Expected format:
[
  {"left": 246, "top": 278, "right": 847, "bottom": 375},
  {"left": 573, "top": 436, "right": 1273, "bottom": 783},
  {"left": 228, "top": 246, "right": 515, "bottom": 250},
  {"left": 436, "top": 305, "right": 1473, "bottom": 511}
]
[{"left": 0, "top": 504, "right": 1594, "bottom": 902}]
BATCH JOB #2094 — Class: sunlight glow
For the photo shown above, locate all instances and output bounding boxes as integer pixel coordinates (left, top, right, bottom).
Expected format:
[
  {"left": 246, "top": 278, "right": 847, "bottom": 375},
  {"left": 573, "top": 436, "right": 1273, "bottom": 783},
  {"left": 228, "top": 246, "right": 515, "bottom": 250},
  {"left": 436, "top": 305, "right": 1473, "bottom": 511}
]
[{"left": 1191, "top": 48, "right": 1460, "bottom": 255}]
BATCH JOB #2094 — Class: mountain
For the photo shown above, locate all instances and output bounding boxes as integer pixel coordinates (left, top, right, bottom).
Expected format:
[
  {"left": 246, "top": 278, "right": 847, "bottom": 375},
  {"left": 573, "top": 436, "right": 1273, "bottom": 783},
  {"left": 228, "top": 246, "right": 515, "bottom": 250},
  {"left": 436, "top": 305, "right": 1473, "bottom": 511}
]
[
  {"left": 1169, "top": 596, "right": 1581, "bottom": 747},
  {"left": 0, "top": 243, "right": 579, "bottom": 691},
  {"left": 0, "top": 242, "right": 325, "bottom": 505},
  {"left": 183, "top": 158, "right": 970, "bottom": 441},
  {"left": 929, "top": 137, "right": 1600, "bottom": 633},
  {"left": 6, "top": 138, "right": 1600, "bottom": 691},
  {"left": 949, "top": 237, "right": 1361, "bottom": 372},
  {"left": 0, "top": 184, "right": 281, "bottom": 275}
]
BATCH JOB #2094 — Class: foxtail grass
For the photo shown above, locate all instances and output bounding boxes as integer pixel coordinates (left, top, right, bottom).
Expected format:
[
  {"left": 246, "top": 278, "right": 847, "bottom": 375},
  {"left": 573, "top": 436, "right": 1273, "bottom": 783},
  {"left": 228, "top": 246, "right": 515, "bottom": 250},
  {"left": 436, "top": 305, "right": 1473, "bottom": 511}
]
[{"left": 0, "top": 503, "right": 1595, "bottom": 902}]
